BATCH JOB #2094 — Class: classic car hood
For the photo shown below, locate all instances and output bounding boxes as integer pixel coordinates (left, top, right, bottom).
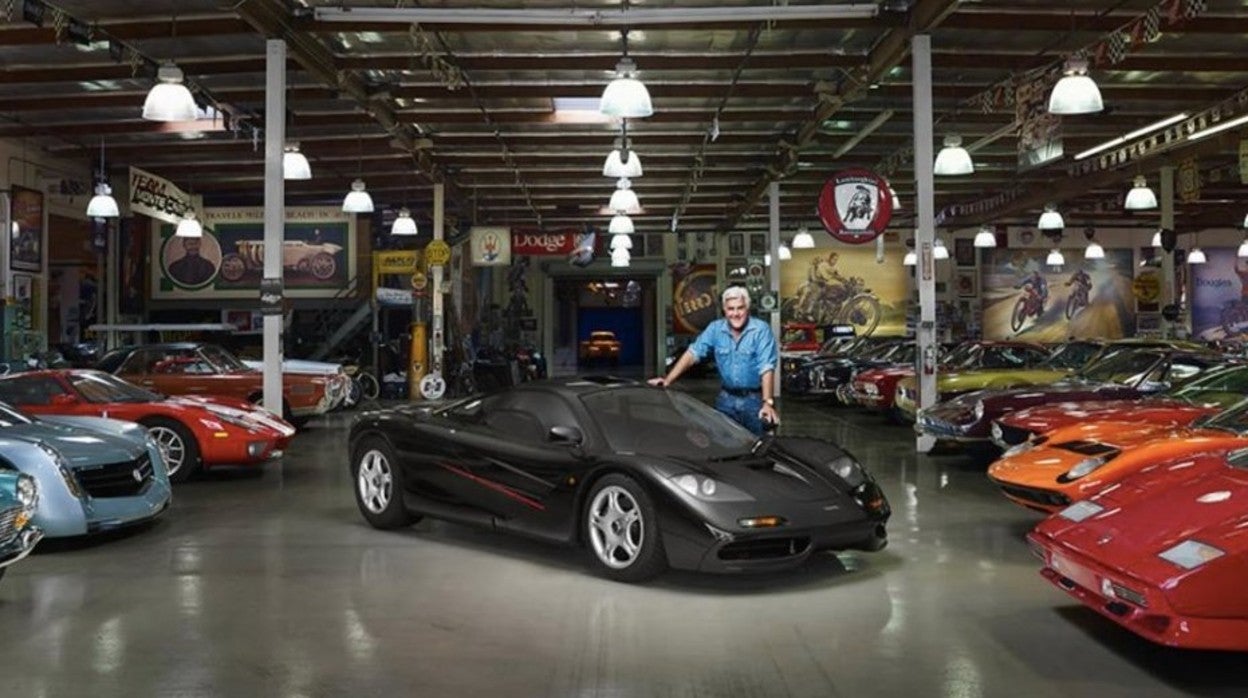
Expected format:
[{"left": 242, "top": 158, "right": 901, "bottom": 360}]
[
  {"left": 3, "top": 418, "right": 147, "bottom": 467},
  {"left": 975, "top": 380, "right": 1136, "bottom": 412},
  {"left": 242, "top": 359, "right": 343, "bottom": 375},
  {"left": 1002, "top": 398, "right": 1210, "bottom": 435},
  {"left": 858, "top": 366, "right": 914, "bottom": 383},
  {"left": 929, "top": 368, "right": 1070, "bottom": 394}
]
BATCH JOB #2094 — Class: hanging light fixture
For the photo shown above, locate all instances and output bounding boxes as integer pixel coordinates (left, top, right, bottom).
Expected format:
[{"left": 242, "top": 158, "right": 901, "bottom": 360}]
[
  {"left": 1046, "top": 248, "right": 1065, "bottom": 267},
  {"left": 342, "top": 178, "right": 374, "bottom": 213},
  {"left": 888, "top": 184, "right": 902, "bottom": 211},
  {"left": 603, "top": 121, "right": 643, "bottom": 178},
  {"left": 1242, "top": 212, "right": 1248, "bottom": 229},
  {"left": 1123, "top": 175, "right": 1157, "bottom": 210},
  {"left": 610, "top": 247, "right": 631, "bottom": 267},
  {"left": 1084, "top": 241, "right": 1105, "bottom": 259},
  {"left": 1047, "top": 56, "right": 1103, "bottom": 115},
  {"left": 933, "top": 135, "right": 973, "bottom": 176},
  {"left": 1151, "top": 229, "right": 1163, "bottom": 247},
  {"left": 779, "top": 243, "right": 792, "bottom": 260},
  {"left": 609, "top": 178, "right": 641, "bottom": 214},
  {"left": 283, "top": 142, "right": 312, "bottom": 180},
  {"left": 143, "top": 61, "right": 198, "bottom": 122},
  {"left": 1188, "top": 247, "right": 1207, "bottom": 264},
  {"left": 610, "top": 233, "right": 633, "bottom": 251},
  {"left": 608, "top": 214, "right": 634, "bottom": 235},
  {"left": 1038, "top": 203, "right": 1065, "bottom": 231},
  {"left": 973, "top": 225, "right": 997, "bottom": 248},
  {"left": 175, "top": 210, "right": 203, "bottom": 238},
  {"left": 1237, "top": 236, "right": 1248, "bottom": 258},
  {"left": 792, "top": 227, "right": 815, "bottom": 248},
  {"left": 85, "top": 138, "right": 119, "bottom": 218},
  {"left": 600, "top": 30, "right": 653, "bottom": 119},
  {"left": 933, "top": 238, "right": 950, "bottom": 260},
  {"left": 903, "top": 249, "right": 917, "bottom": 266},
  {"left": 390, "top": 207, "right": 418, "bottom": 236}
]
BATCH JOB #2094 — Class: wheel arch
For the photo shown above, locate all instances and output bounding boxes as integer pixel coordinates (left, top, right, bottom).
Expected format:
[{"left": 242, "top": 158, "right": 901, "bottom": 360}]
[{"left": 570, "top": 463, "right": 681, "bottom": 547}]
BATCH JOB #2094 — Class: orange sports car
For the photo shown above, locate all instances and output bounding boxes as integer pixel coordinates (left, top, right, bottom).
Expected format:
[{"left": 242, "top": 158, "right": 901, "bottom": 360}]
[{"left": 987, "top": 399, "right": 1248, "bottom": 513}]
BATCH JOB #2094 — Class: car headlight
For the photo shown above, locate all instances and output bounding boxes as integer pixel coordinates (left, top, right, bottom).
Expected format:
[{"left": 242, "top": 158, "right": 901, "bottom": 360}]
[
  {"left": 1057, "top": 500, "right": 1103, "bottom": 522},
  {"left": 973, "top": 400, "right": 985, "bottom": 421},
  {"left": 204, "top": 410, "right": 255, "bottom": 430},
  {"left": 863, "top": 383, "right": 878, "bottom": 395},
  {"left": 670, "top": 473, "right": 753, "bottom": 502},
  {"left": 1158, "top": 539, "right": 1225, "bottom": 570},
  {"left": 1064, "top": 456, "right": 1107, "bottom": 481},
  {"left": 828, "top": 455, "right": 866, "bottom": 489},
  {"left": 16, "top": 473, "right": 37, "bottom": 513},
  {"left": 38, "top": 443, "right": 84, "bottom": 498}
]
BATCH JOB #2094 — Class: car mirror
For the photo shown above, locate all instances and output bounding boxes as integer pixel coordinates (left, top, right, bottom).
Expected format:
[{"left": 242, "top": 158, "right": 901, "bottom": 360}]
[
  {"left": 50, "top": 393, "right": 79, "bottom": 406},
  {"left": 549, "top": 425, "right": 583, "bottom": 446}
]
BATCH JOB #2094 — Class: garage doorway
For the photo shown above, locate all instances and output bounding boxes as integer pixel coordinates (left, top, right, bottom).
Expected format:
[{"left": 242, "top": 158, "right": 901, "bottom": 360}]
[{"left": 549, "top": 275, "right": 657, "bottom": 377}]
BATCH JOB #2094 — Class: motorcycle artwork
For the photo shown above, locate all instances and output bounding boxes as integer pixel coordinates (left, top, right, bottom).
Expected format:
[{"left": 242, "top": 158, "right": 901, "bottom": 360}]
[{"left": 782, "top": 252, "right": 882, "bottom": 336}]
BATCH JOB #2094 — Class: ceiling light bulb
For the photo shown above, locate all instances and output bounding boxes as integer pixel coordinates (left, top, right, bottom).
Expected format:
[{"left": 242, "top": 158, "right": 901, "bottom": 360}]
[
  {"left": 610, "top": 247, "right": 631, "bottom": 267},
  {"left": 1124, "top": 175, "right": 1157, "bottom": 210},
  {"left": 390, "top": 207, "right": 418, "bottom": 236},
  {"left": 342, "top": 178, "right": 374, "bottom": 213},
  {"left": 603, "top": 147, "right": 643, "bottom": 178},
  {"left": 142, "top": 61, "right": 198, "bottom": 122},
  {"left": 933, "top": 134, "right": 974, "bottom": 176},
  {"left": 1048, "top": 56, "right": 1103, "bottom": 115},
  {"left": 973, "top": 226, "right": 997, "bottom": 248},
  {"left": 902, "top": 250, "right": 917, "bottom": 266},
  {"left": 1084, "top": 241, "right": 1105, "bottom": 259},
  {"left": 792, "top": 228, "right": 815, "bottom": 248},
  {"left": 933, "top": 238, "right": 949, "bottom": 260},
  {"left": 86, "top": 182, "right": 120, "bottom": 218},
  {"left": 609, "top": 186, "right": 640, "bottom": 214},
  {"left": 283, "top": 142, "right": 312, "bottom": 180},
  {"left": 1046, "top": 248, "right": 1065, "bottom": 267},
  {"left": 175, "top": 210, "right": 203, "bottom": 238},
  {"left": 1038, "top": 204, "right": 1065, "bottom": 230},
  {"left": 600, "top": 57, "right": 653, "bottom": 118},
  {"left": 608, "top": 214, "right": 634, "bottom": 234},
  {"left": 1188, "top": 247, "right": 1207, "bottom": 265},
  {"left": 778, "top": 243, "right": 792, "bottom": 260}
]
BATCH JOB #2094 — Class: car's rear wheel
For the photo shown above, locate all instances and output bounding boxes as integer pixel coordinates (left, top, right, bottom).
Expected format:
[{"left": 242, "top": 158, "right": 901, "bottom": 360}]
[
  {"left": 142, "top": 417, "right": 201, "bottom": 483},
  {"left": 352, "top": 436, "right": 419, "bottom": 529},
  {"left": 583, "top": 474, "right": 667, "bottom": 582}
]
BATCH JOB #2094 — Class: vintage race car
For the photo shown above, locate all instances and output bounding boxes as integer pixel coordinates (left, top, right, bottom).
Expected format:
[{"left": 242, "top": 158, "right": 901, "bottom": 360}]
[
  {"left": 781, "top": 337, "right": 910, "bottom": 399},
  {"left": 0, "top": 470, "right": 42, "bottom": 582},
  {"left": 0, "top": 401, "right": 171, "bottom": 538},
  {"left": 220, "top": 239, "right": 342, "bottom": 282},
  {"left": 0, "top": 369, "right": 295, "bottom": 482},
  {"left": 987, "top": 397, "right": 1248, "bottom": 513},
  {"left": 1028, "top": 447, "right": 1248, "bottom": 650},
  {"left": 578, "top": 331, "right": 621, "bottom": 364},
  {"left": 895, "top": 341, "right": 1060, "bottom": 422},
  {"left": 241, "top": 358, "right": 354, "bottom": 409},
  {"left": 349, "top": 377, "right": 890, "bottom": 582}
]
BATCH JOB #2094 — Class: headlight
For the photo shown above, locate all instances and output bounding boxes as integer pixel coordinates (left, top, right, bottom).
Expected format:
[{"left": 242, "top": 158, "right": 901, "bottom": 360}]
[
  {"left": 1158, "top": 539, "right": 1225, "bottom": 570},
  {"left": 1057, "top": 500, "right": 1103, "bottom": 522},
  {"left": 973, "top": 400, "right": 985, "bottom": 421},
  {"left": 16, "top": 473, "right": 37, "bottom": 512},
  {"left": 1064, "top": 456, "right": 1106, "bottom": 480},
  {"left": 828, "top": 455, "right": 866, "bottom": 489},
  {"left": 203, "top": 410, "right": 255, "bottom": 430},
  {"left": 669, "top": 474, "right": 753, "bottom": 502}
]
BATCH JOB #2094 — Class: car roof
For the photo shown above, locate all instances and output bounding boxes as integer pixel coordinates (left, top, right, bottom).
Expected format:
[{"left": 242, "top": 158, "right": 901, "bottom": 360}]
[{"left": 509, "top": 376, "right": 641, "bottom": 399}]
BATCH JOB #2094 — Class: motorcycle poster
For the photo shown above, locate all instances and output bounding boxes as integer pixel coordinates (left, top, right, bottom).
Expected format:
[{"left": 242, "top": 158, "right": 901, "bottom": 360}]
[
  {"left": 981, "top": 248, "right": 1134, "bottom": 341},
  {"left": 779, "top": 246, "right": 907, "bottom": 337},
  {"left": 1190, "top": 247, "right": 1248, "bottom": 340}
]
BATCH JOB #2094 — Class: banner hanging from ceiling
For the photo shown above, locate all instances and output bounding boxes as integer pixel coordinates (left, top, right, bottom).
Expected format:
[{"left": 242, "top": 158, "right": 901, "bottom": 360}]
[{"left": 129, "top": 167, "right": 199, "bottom": 225}]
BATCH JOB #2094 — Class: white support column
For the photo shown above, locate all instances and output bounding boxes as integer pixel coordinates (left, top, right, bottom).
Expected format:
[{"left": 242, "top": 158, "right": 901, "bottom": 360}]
[
  {"left": 912, "top": 34, "right": 937, "bottom": 453},
  {"left": 262, "top": 39, "right": 286, "bottom": 416},
  {"left": 768, "top": 181, "right": 782, "bottom": 397},
  {"left": 432, "top": 183, "right": 445, "bottom": 379},
  {"left": 1159, "top": 166, "right": 1176, "bottom": 338}
]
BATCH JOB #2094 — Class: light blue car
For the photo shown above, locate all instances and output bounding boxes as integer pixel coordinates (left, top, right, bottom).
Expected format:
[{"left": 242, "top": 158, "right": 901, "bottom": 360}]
[
  {"left": 0, "top": 402, "right": 172, "bottom": 538},
  {"left": 0, "top": 470, "right": 41, "bottom": 581}
]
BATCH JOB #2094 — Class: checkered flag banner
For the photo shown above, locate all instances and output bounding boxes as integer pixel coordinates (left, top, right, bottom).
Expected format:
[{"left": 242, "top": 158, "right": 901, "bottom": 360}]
[
  {"left": 1106, "top": 32, "right": 1128, "bottom": 64},
  {"left": 1184, "top": 0, "right": 1207, "bottom": 18}
]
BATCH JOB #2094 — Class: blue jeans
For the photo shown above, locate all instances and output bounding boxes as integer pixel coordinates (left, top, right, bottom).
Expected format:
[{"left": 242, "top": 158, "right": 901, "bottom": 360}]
[{"left": 715, "top": 390, "right": 764, "bottom": 436}]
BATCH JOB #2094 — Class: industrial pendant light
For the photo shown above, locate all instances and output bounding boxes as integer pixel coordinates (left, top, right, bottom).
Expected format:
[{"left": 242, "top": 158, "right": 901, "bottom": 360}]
[
  {"left": 1048, "top": 56, "right": 1103, "bottom": 115},
  {"left": 391, "top": 207, "right": 418, "bottom": 236},
  {"left": 175, "top": 210, "right": 203, "bottom": 238},
  {"left": 933, "top": 135, "right": 973, "bottom": 176},
  {"left": 902, "top": 250, "right": 917, "bottom": 266},
  {"left": 608, "top": 178, "right": 641, "bottom": 214},
  {"left": 610, "top": 233, "right": 633, "bottom": 251},
  {"left": 608, "top": 214, "right": 634, "bottom": 235},
  {"left": 143, "top": 61, "right": 198, "bottom": 122},
  {"left": 792, "top": 227, "right": 815, "bottom": 249},
  {"left": 600, "top": 30, "right": 653, "bottom": 119},
  {"left": 933, "top": 238, "right": 950, "bottom": 260},
  {"left": 1038, "top": 203, "right": 1065, "bottom": 231},
  {"left": 342, "top": 135, "right": 373, "bottom": 213},
  {"left": 610, "top": 247, "right": 631, "bottom": 268},
  {"left": 973, "top": 225, "right": 997, "bottom": 248},
  {"left": 283, "top": 142, "right": 312, "bottom": 180},
  {"left": 1123, "top": 175, "right": 1157, "bottom": 210},
  {"left": 86, "top": 139, "right": 119, "bottom": 218},
  {"left": 603, "top": 120, "right": 643, "bottom": 178},
  {"left": 778, "top": 243, "right": 792, "bottom": 261},
  {"left": 1046, "top": 248, "right": 1065, "bottom": 267}
]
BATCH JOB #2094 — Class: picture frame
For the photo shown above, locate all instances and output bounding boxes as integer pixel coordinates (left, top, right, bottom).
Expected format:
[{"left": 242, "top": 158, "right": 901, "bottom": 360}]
[
  {"left": 955, "top": 270, "right": 978, "bottom": 297},
  {"left": 954, "top": 237, "right": 976, "bottom": 267},
  {"left": 12, "top": 272, "right": 33, "bottom": 330},
  {"left": 749, "top": 233, "right": 767, "bottom": 255},
  {"left": 10, "top": 185, "right": 44, "bottom": 272},
  {"left": 727, "top": 233, "right": 744, "bottom": 256}
]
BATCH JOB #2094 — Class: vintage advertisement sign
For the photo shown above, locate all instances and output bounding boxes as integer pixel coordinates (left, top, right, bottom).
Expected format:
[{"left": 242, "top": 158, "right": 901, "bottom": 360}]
[
  {"left": 129, "top": 167, "right": 198, "bottom": 224},
  {"left": 375, "top": 250, "right": 419, "bottom": 275},
  {"left": 816, "top": 169, "right": 894, "bottom": 245},
  {"left": 671, "top": 264, "right": 718, "bottom": 335},
  {"left": 469, "top": 226, "right": 511, "bottom": 266},
  {"left": 780, "top": 247, "right": 907, "bottom": 337},
  {"left": 151, "top": 207, "right": 355, "bottom": 299},
  {"left": 9, "top": 185, "right": 43, "bottom": 272},
  {"left": 511, "top": 227, "right": 582, "bottom": 256},
  {"left": 1191, "top": 248, "right": 1248, "bottom": 340}
]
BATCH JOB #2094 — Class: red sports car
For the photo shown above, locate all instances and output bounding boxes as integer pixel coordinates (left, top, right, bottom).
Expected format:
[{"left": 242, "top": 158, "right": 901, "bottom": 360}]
[
  {"left": 1028, "top": 447, "right": 1248, "bottom": 650},
  {"left": 0, "top": 369, "right": 295, "bottom": 482}
]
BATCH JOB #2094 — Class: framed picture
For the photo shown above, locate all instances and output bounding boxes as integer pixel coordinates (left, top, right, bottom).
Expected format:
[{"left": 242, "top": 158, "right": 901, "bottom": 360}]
[
  {"left": 749, "top": 233, "right": 767, "bottom": 255},
  {"left": 955, "top": 271, "right": 978, "bottom": 297},
  {"left": 12, "top": 273, "right": 33, "bottom": 330},
  {"left": 727, "top": 233, "right": 744, "bottom": 256},
  {"left": 954, "top": 237, "right": 976, "bottom": 267},
  {"left": 10, "top": 185, "right": 44, "bottom": 272}
]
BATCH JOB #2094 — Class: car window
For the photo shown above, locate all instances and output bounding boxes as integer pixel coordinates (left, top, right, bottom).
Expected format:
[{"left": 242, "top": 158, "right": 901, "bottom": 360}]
[
  {"left": 118, "top": 349, "right": 162, "bottom": 375},
  {"left": 0, "top": 375, "right": 68, "bottom": 406},
  {"left": 153, "top": 351, "right": 215, "bottom": 375},
  {"left": 1155, "top": 357, "right": 1216, "bottom": 386},
  {"left": 1079, "top": 350, "right": 1162, "bottom": 384},
  {"left": 1175, "top": 366, "right": 1248, "bottom": 395},
  {"left": 1044, "top": 342, "right": 1102, "bottom": 369},
  {"left": 488, "top": 390, "right": 581, "bottom": 444},
  {"left": 979, "top": 346, "right": 1040, "bottom": 369}
]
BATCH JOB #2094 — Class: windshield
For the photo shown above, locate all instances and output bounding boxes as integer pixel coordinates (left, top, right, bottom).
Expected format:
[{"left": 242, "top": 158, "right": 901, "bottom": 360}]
[
  {"left": 581, "top": 387, "right": 756, "bottom": 458},
  {"left": 70, "top": 371, "right": 159, "bottom": 403},
  {"left": 1200, "top": 397, "right": 1248, "bottom": 433},
  {"left": 941, "top": 343, "right": 975, "bottom": 368},
  {"left": 0, "top": 402, "right": 34, "bottom": 427},
  {"left": 1043, "top": 342, "right": 1102, "bottom": 370},
  {"left": 1172, "top": 365, "right": 1248, "bottom": 405},
  {"left": 1078, "top": 350, "right": 1162, "bottom": 385},
  {"left": 199, "top": 345, "right": 250, "bottom": 373}
]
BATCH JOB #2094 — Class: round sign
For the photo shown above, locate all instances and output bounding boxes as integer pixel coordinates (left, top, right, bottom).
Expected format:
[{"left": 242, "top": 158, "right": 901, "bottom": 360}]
[
  {"left": 419, "top": 372, "right": 446, "bottom": 400},
  {"left": 1132, "top": 272, "right": 1160, "bottom": 303},
  {"left": 816, "top": 168, "right": 894, "bottom": 245},
  {"left": 759, "top": 292, "right": 778, "bottom": 311},
  {"left": 424, "top": 240, "right": 451, "bottom": 267},
  {"left": 411, "top": 270, "right": 428, "bottom": 291}
]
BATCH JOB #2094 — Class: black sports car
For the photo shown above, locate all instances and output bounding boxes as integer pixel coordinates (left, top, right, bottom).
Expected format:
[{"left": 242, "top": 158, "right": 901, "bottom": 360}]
[{"left": 348, "top": 377, "right": 890, "bottom": 582}]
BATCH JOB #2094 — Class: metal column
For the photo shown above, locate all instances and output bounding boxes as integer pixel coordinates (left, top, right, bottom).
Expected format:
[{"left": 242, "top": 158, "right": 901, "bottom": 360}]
[
  {"left": 1159, "top": 166, "right": 1176, "bottom": 338},
  {"left": 768, "top": 181, "right": 781, "bottom": 397},
  {"left": 262, "top": 39, "right": 285, "bottom": 415},
  {"left": 431, "top": 183, "right": 445, "bottom": 382},
  {"left": 912, "top": 35, "right": 937, "bottom": 453}
]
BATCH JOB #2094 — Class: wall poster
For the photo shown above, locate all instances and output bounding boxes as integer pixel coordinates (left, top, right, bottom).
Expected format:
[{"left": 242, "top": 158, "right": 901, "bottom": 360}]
[
  {"left": 779, "top": 246, "right": 907, "bottom": 337},
  {"left": 980, "top": 248, "right": 1135, "bottom": 340},
  {"left": 1190, "top": 247, "right": 1248, "bottom": 340},
  {"left": 10, "top": 185, "right": 43, "bottom": 272}
]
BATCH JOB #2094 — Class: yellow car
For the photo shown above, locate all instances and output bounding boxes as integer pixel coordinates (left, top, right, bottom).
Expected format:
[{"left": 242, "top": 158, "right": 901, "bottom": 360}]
[{"left": 895, "top": 341, "right": 1098, "bottom": 422}]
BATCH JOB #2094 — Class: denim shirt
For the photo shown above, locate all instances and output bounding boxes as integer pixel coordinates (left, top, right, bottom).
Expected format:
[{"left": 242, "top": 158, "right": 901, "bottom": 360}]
[{"left": 689, "top": 316, "right": 778, "bottom": 390}]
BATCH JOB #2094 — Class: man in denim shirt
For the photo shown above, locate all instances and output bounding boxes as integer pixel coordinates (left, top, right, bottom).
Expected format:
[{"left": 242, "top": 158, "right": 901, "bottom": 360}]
[{"left": 649, "top": 285, "right": 779, "bottom": 434}]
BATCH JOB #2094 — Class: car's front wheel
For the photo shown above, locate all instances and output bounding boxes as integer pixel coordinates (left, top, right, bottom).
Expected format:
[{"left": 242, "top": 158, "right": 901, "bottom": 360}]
[
  {"left": 352, "top": 437, "right": 419, "bottom": 529},
  {"left": 142, "top": 417, "right": 201, "bottom": 482},
  {"left": 583, "top": 474, "right": 667, "bottom": 582}
]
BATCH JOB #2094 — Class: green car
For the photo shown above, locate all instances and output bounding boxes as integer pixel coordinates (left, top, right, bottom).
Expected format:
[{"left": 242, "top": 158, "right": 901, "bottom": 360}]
[{"left": 894, "top": 341, "right": 1103, "bottom": 422}]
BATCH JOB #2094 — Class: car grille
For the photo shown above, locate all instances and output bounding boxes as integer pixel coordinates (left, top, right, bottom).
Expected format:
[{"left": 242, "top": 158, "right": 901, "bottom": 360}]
[
  {"left": 1055, "top": 440, "right": 1119, "bottom": 458},
  {"left": 997, "top": 483, "right": 1070, "bottom": 509},
  {"left": 74, "top": 454, "right": 154, "bottom": 498},
  {"left": 718, "top": 536, "right": 811, "bottom": 561},
  {"left": 0, "top": 505, "right": 19, "bottom": 542},
  {"left": 994, "top": 422, "right": 1034, "bottom": 447}
]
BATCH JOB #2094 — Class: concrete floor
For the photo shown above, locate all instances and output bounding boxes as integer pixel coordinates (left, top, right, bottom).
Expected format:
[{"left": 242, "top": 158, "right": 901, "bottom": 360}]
[{"left": 2, "top": 381, "right": 1246, "bottom": 697}]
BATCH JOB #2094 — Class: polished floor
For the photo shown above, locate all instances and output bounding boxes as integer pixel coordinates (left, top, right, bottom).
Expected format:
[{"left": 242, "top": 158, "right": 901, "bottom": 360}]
[{"left": 3, "top": 381, "right": 1246, "bottom": 697}]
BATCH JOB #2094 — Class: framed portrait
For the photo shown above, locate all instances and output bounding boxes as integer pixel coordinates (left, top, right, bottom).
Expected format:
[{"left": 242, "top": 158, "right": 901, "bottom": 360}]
[
  {"left": 10, "top": 185, "right": 44, "bottom": 272},
  {"left": 954, "top": 237, "right": 976, "bottom": 267},
  {"left": 955, "top": 271, "right": 978, "bottom": 297},
  {"left": 749, "top": 233, "right": 767, "bottom": 255},
  {"left": 727, "top": 233, "right": 744, "bottom": 256}
]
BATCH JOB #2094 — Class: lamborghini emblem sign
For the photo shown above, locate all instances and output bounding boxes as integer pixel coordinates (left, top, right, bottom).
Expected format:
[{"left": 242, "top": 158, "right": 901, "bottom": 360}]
[{"left": 816, "top": 168, "right": 894, "bottom": 245}]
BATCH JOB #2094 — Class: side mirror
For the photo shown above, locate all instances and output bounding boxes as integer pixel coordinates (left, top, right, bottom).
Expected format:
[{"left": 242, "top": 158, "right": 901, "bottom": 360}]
[
  {"left": 50, "top": 393, "right": 79, "bottom": 406},
  {"left": 549, "top": 425, "right": 583, "bottom": 446}
]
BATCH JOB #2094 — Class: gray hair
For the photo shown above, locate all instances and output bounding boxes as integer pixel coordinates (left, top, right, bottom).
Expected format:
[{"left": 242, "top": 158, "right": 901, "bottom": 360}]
[{"left": 721, "top": 285, "right": 750, "bottom": 307}]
